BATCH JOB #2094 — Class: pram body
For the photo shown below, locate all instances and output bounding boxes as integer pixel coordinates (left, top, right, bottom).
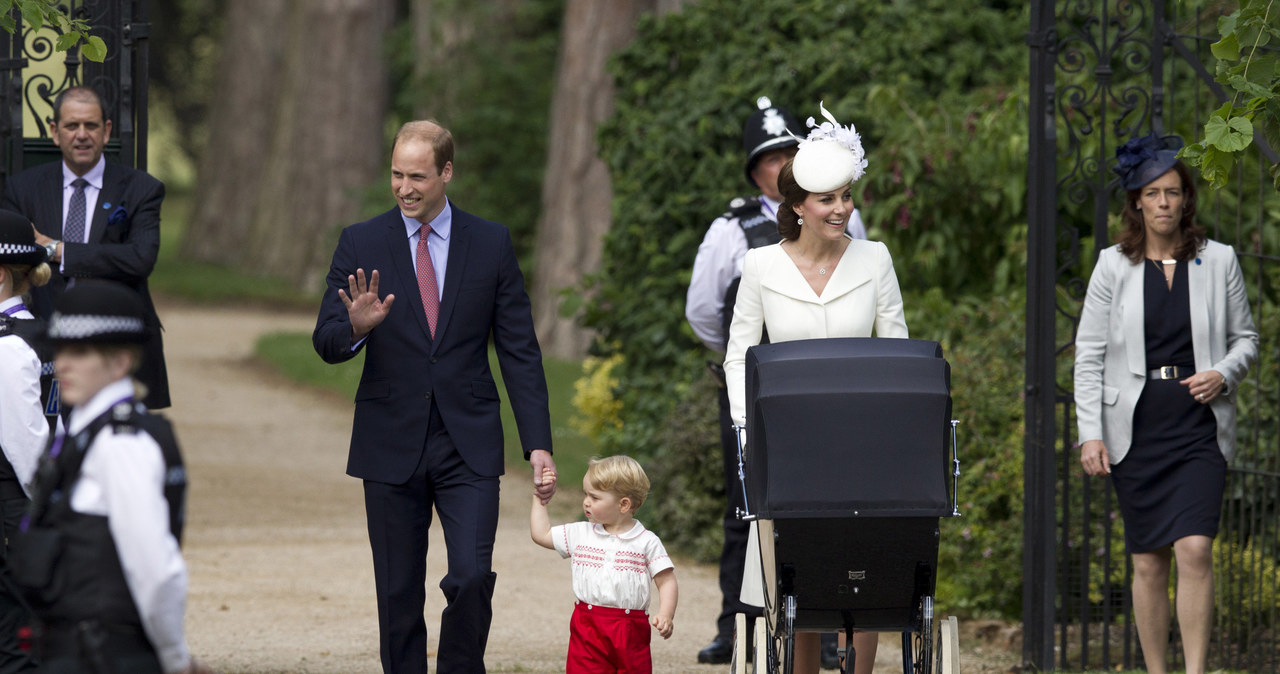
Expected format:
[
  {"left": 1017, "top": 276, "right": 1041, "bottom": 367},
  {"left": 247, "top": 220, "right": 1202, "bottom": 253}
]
[{"left": 732, "top": 338, "right": 961, "bottom": 674}]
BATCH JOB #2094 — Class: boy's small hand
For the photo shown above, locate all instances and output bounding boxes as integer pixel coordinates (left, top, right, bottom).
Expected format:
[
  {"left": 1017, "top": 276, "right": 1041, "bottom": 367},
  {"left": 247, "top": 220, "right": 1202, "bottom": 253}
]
[
  {"left": 537, "top": 468, "right": 557, "bottom": 488},
  {"left": 650, "top": 614, "right": 673, "bottom": 639}
]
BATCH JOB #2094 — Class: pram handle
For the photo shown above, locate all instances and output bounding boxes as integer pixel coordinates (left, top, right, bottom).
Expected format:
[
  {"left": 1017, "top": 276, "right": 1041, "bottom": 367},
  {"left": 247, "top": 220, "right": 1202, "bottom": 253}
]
[
  {"left": 950, "top": 419, "right": 962, "bottom": 517},
  {"left": 731, "top": 424, "right": 756, "bottom": 521}
]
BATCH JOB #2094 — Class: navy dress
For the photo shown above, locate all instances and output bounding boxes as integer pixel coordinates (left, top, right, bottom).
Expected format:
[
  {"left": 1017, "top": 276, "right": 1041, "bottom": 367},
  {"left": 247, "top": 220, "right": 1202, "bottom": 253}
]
[{"left": 1110, "top": 259, "right": 1224, "bottom": 554}]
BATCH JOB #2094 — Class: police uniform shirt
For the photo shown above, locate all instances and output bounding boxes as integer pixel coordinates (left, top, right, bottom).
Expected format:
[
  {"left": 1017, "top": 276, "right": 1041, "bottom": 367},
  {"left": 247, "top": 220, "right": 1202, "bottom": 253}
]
[
  {"left": 685, "top": 196, "right": 869, "bottom": 351},
  {"left": 65, "top": 377, "right": 191, "bottom": 673},
  {"left": 0, "top": 296, "right": 47, "bottom": 493}
]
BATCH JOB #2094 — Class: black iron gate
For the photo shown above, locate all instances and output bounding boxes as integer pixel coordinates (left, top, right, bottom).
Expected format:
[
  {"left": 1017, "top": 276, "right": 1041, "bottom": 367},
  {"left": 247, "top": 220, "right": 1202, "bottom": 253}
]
[
  {"left": 1027, "top": 1, "right": 1280, "bottom": 671},
  {"left": 0, "top": 0, "right": 149, "bottom": 187}
]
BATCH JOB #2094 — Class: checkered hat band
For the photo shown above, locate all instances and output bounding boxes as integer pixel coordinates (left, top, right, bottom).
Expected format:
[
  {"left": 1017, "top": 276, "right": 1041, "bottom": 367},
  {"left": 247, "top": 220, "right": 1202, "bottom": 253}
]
[
  {"left": 48, "top": 313, "right": 145, "bottom": 339},
  {"left": 0, "top": 243, "right": 39, "bottom": 256}
]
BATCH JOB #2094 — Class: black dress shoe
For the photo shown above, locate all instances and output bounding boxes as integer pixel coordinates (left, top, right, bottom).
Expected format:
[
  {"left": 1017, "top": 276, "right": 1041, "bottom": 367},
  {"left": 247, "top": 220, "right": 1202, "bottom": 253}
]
[
  {"left": 698, "top": 635, "right": 733, "bottom": 664},
  {"left": 820, "top": 632, "right": 841, "bottom": 670}
]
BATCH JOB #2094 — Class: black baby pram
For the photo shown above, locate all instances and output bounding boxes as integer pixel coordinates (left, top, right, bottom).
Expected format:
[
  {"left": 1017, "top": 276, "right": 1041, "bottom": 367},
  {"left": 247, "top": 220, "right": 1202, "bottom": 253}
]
[{"left": 730, "top": 338, "right": 962, "bottom": 674}]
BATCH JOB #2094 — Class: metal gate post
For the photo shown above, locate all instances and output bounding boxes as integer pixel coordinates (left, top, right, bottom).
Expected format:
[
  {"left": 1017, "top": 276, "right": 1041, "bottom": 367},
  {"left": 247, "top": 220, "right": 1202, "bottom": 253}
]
[{"left": 1024, "top": 0, "right": 1059, "bottom": 669}]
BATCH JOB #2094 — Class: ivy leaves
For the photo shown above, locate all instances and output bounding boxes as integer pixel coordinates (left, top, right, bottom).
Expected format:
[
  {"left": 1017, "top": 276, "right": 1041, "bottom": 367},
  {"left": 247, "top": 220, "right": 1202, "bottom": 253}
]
[
  {"left": 1183, "top": 0, "right": 1279, "bottom": 188},
  {"left": 0, "top": 0, "right": 106, "bottom": 62}
]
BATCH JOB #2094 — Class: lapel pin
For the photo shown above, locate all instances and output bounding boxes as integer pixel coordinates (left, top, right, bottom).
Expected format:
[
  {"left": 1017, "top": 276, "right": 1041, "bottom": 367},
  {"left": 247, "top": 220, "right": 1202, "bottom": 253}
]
[{"left": 102, "top": 202, "right": 111, "bottom": 209}]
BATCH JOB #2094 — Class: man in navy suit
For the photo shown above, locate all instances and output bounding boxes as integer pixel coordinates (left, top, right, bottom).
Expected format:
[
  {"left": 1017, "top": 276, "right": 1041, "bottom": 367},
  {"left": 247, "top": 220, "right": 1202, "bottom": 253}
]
[
  {"left": 313, "top": 120, "right": 557, "bottom": 673},
  {"left": 1, "top": 85, "right": 169, "bottom": 410}
]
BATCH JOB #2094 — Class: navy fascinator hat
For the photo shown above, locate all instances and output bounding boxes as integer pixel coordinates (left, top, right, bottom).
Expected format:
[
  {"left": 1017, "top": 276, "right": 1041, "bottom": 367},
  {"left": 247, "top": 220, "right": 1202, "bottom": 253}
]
[{"left": 1113, "top": 133, "right": 1184, "bottom": 190}]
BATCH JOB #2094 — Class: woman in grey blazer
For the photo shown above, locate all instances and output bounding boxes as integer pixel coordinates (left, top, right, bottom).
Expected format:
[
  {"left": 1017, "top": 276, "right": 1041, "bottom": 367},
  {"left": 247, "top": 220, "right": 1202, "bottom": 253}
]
[{"left": 1074, "top": 134, "right": 1258, "bottom": 674}]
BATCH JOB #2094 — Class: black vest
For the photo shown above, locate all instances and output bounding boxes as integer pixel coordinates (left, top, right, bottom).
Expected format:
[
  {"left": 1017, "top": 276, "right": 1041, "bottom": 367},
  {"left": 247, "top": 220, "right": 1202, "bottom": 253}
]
[
  {"left": 10, "top": 402, "right": 187, "bottom": 628},
  {"left": 0, "top": 315, "right": 56, "bottom": 500},
  {"left": 720, "top": 196, "right": 782, "bottom": 345}
]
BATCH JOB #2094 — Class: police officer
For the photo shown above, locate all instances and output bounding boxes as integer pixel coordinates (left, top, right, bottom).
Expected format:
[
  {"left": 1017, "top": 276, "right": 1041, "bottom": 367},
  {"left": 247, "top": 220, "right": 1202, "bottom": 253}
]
[
  {"left": 0, "top": 210, "right": 53, "bottom": 673},
  {"left": 10, "top": 281, "right": 209, "bottom": 674},
  {"left": 686, "top": 97, "right": 865, "bottom": 667}
]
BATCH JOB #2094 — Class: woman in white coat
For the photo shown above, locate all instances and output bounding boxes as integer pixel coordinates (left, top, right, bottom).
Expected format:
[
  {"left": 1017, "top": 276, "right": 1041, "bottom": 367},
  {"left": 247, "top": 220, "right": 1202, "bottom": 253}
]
[
  {"left": 1074, "top": 134, "right": 1258, "bottom": 674},
  {"left": 724, "top": 103, "right": 908, "bottom": 674}
]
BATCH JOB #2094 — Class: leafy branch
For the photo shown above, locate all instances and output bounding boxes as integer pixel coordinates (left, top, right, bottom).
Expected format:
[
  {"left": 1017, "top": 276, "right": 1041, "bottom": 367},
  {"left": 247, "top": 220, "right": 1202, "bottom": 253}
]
[
  {"left": 1182, "top": 0, "right": 1279, "bottom": 189},
  {"left": 0, "top": 0, "right": 106, "bottom": 62}
]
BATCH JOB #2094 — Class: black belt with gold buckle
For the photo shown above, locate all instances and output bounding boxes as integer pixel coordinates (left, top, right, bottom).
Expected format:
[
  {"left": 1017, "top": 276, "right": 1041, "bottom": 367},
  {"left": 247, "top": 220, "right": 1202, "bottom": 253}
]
[{"left": 1149, "top": 365, "right": 1193, "bottom": 380}]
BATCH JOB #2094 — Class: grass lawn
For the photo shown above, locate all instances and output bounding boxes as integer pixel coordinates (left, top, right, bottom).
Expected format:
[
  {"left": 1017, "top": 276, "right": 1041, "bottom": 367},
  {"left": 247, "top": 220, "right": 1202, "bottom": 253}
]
[
  {"left": 153, "top": 188, "right": 599, "bottom": 488},
  {"left": 151, "top": 189, "right": 316, "bottom": 309}
]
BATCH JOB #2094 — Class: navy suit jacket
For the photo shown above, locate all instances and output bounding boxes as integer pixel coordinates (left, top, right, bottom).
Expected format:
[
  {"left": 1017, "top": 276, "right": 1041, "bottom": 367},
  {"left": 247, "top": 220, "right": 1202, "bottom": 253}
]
[
  {"left": 312, "top": 204, "right": 552, "bottom": 483},
  {"left": 1, "top": 159, "right": 169, "bottom": 409}
]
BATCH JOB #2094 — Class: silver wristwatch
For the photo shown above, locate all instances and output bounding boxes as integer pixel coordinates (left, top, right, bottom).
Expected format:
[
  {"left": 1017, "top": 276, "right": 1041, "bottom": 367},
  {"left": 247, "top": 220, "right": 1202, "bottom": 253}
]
[{"left": 44, "top": 240, "right": 58, "bottom": 260}]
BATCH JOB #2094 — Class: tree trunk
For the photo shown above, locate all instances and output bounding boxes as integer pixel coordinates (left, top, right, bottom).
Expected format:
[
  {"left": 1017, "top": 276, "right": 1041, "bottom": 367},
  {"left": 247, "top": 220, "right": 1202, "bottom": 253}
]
[
  {"left": 531, "top": 0, "right": 688, "bottom": 359},
  {"left": 181, "top": 0, "right": 393, "bottom": 291}
]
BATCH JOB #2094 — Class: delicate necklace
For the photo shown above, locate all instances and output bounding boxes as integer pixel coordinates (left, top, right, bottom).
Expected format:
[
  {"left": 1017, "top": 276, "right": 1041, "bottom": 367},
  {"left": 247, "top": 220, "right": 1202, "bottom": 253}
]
[
  {"left": 812, "top": 251, "right": 838, "bottom": 275},
  {"left": 791, "top": 241, "right": 843, "bottom": 276}
]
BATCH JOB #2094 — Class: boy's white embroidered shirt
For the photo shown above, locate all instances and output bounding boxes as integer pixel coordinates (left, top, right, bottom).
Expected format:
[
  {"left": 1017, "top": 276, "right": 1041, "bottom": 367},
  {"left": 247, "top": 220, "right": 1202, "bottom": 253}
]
[{"left": 551, "top": 520, "right": 673, "bottom": 611}]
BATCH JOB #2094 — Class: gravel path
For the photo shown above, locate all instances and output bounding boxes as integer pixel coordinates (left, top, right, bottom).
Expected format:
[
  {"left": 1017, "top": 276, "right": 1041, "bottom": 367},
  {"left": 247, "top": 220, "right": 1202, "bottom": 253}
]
[{"left": 159, "top": 300, "right": 1016, "bottom": 674}]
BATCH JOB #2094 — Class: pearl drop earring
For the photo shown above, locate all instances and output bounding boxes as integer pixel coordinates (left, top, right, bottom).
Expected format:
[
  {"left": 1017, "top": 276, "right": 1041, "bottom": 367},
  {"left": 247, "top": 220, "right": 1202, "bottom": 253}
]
[{"left": 798, "top": 217, "right": 804, "bottom": 226}]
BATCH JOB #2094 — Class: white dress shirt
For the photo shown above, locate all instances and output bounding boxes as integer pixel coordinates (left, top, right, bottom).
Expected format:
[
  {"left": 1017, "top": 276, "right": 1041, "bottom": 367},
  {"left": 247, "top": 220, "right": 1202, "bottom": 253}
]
[
  {"left": 0, "top": 297, "right": 47, "bottom": 494},
  {"left": 686, "top": 195, "right": 867, "bottom": 351},
  {"left": 66, "top": 378, "right": 191, "bottom": 673}
]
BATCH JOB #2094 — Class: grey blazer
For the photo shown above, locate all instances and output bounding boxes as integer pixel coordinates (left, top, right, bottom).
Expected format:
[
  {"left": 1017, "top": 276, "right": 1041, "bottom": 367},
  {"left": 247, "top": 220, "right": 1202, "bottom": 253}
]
[{"left": 1074, "top": 239, "right": 1259, "bottom": 463}]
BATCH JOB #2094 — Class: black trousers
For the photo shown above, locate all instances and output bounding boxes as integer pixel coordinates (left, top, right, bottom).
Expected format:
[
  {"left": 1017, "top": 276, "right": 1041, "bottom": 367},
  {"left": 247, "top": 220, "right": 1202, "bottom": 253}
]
[
  {"left": 363, "top": 401, "right": 500, "bottom": 674},
  {"left": 0, "top": 495, "right": 35, "bottom": 673},
  {"left": 37, "top": 623, "right": 160, "bottom": 674},
  {"left": 715, "top": 387, "right": 761, "bottom": 638}
]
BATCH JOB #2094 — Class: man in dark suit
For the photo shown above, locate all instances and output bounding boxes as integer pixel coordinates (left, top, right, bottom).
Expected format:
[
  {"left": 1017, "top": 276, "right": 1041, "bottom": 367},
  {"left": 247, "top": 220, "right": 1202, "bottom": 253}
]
[
  {"left": 1, "top": 85, "right": 169, "bottom": 409},
  {"left": 313, "top": 120, "right": 557, "bottom": 673}
]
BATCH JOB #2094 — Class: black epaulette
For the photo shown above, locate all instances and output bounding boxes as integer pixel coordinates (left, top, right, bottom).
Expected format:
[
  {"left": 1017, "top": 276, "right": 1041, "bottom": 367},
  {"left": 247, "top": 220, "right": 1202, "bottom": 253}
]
[
  {"left": 724, "top": 195, "right": 762, "bottom": 220},
  {"left": 725, "top": 194, "right": 782, "bottom": 250},
  {"left": 108, "top": 402, "right": 139, "bottom": 435}
]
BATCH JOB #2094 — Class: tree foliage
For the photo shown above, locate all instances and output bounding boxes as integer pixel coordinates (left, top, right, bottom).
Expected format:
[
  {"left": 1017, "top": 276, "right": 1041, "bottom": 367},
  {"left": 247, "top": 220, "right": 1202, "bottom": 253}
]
[
  {"left": 386, "top": 0, "right": 564, "bottom": 259},
  {"left": 150, "top": 0, "right": 223, "bottom": 163},
  {"left": 0, "top": 0, "right": 103, "bottom": 60},
  {"left": 584, "top": 0, "right": 1030, "bottom": 617},
  {"left": 1183, "top": 0, "right": 1280, "bottom": 188}
]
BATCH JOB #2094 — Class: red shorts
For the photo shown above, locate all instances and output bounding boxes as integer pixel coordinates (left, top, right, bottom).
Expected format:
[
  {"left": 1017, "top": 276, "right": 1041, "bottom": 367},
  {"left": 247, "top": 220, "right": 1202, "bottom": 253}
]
[{"left": 566, "top": 601, "right": 652, "bottom": 674}]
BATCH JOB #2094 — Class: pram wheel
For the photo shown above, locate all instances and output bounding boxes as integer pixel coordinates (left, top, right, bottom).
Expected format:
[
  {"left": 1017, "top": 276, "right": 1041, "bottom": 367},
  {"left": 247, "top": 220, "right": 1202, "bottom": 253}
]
[
  {"left": 903, "top": 595, "right": 935, "bottom": 674},
  {"left": 754, "top": 618, "right": 769, "bottom": 673},
  {"left": 731, "top": 614, "right": 749, "bottom": 674},
  {"left": 935, "top": 615, "right": 959, "bottom": 674}
]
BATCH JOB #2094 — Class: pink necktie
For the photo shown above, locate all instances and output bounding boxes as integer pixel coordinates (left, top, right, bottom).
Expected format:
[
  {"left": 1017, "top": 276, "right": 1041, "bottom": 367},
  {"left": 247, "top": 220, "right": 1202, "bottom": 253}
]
[{"left": 416, "top": 225, "right": 439, "bottom": 337}]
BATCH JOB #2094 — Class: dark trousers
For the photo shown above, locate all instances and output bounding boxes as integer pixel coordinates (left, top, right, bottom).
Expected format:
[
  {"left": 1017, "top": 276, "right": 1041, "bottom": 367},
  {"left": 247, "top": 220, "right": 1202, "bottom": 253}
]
[
  {"left": 0, "top": 495, "right": 35, "bottom": 673},
  {"left": 364, "top": 402, "right": 500, "bottom": 674},
  {"left": 36, "top": 622, "right": 159, "bottom": 674},
  {"left": 715, "top": 387, "right": 760, "bottom": 638}
]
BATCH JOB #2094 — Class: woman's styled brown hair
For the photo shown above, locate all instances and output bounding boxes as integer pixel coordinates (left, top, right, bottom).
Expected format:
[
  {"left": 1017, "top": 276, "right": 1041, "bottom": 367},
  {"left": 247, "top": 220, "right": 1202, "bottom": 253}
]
[
  {"left": 1117, "top": 160, "right": 1204, "bottom": 264},
  {"left": 775, "top": 160, "right": 809, "bottom": 241}
]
